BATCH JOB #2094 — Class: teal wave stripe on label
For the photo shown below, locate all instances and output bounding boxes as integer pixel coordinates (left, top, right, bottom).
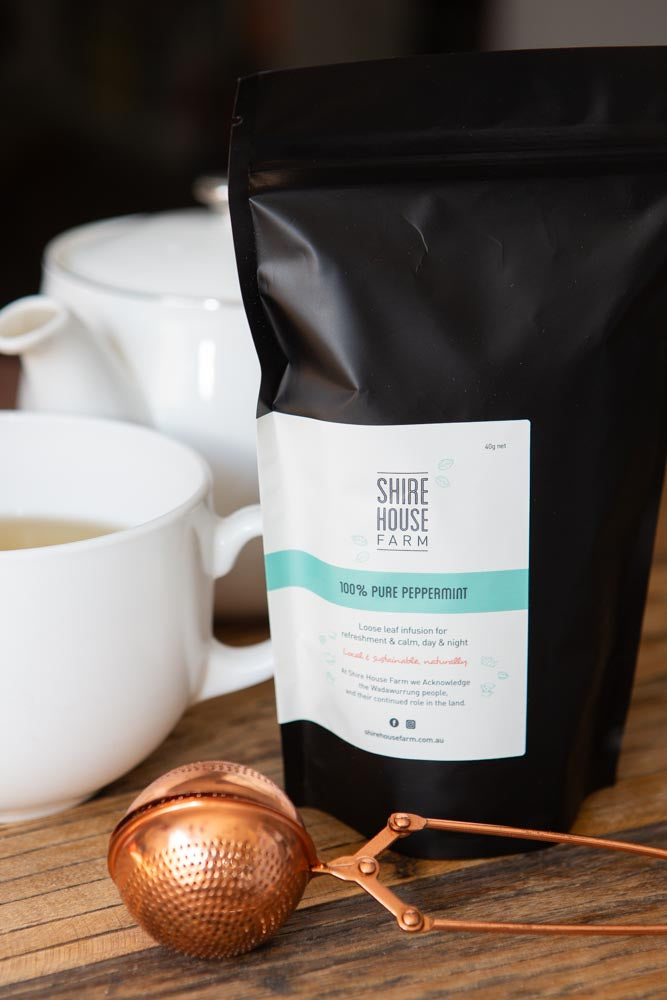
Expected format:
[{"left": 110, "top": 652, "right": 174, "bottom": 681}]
[{"left": 265, "top": 550, "right": 528, "bottom": 614}]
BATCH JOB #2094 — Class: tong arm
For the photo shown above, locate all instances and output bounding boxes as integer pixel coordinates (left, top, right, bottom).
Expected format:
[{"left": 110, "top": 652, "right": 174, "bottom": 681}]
[{"left": 313, "top": 812, "right": 667, "bottom": 936}]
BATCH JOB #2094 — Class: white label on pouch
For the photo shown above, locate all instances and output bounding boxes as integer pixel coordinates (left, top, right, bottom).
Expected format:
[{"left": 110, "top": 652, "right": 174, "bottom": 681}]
[{"left": 257, "top": 412, "right": 530, "bottom": 761}]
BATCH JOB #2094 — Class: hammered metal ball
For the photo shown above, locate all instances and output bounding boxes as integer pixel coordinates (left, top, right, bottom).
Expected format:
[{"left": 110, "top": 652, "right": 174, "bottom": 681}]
[{"left": 108, "top": 762, "right": 316, "bottom": 958}]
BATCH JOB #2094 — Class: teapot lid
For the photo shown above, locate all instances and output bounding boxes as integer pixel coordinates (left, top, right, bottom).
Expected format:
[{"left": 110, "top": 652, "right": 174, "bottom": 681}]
[{"left": 47, "top": 187, "right": 242, "bottom": 303}]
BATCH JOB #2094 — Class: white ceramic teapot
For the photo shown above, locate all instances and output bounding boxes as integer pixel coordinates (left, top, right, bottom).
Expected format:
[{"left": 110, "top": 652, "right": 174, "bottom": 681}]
[{"left": 0, "top": 181, "right": 266, "bottom": 619}]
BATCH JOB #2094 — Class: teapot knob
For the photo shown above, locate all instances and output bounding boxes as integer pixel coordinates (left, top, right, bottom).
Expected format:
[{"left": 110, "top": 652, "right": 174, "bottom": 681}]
[{"left": 193, "top": 176, "right": 229, "bottom": 214}]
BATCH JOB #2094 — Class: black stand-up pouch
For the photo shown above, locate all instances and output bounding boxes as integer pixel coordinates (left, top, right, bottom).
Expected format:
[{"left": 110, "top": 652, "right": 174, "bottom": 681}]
[{"left": 230, "top": 48, "right": 667, "bottom": 857}]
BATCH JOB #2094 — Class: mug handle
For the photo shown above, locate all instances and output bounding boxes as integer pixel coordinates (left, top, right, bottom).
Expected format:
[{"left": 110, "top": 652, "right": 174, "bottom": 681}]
[{"left": 194, "top": 505, "right": 273, "bottom": 702}]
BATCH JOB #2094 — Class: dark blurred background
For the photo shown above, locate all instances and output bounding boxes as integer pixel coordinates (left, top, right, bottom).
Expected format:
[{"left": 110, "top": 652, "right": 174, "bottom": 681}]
[
  {"left": 0, "top": 0, "right": 489, "bottom": 306},
  {"left": 1, "top": 0, "right": 666, "bottom": 306}
]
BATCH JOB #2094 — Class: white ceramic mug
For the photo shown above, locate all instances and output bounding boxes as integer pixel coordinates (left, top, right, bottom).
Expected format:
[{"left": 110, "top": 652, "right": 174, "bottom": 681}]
[{"left": 0, "top": 412, "right": 272, "bottom": 822}]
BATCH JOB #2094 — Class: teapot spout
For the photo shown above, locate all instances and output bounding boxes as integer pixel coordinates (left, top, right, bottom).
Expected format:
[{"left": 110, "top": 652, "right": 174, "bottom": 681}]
[
  {"left": 0, "top": 296, "right": 65, "bottom": 355},
  {"left": 0, "top": 295, "right": 146, "bottom": 422}
]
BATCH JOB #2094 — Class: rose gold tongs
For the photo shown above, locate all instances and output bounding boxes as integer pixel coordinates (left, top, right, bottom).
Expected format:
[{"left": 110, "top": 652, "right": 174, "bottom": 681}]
[
  {"left": 108, "top": 762, "right": 667, "bottom": 959},
  {"left": 316, "top": 811, "right": 667, "bottom": 937}
]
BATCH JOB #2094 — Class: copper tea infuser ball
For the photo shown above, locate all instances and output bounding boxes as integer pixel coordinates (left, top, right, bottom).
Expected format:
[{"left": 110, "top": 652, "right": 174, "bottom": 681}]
[{"left": 107, "top": 760, "right": 667, "bottom": 960}]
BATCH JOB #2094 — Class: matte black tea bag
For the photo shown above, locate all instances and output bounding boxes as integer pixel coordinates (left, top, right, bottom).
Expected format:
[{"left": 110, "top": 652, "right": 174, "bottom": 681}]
[{"left": 229, "top": 48, "right": 667, "bottom": 858}]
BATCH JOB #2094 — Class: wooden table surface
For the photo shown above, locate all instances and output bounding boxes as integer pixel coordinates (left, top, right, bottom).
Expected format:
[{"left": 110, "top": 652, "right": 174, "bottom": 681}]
[{"left": 0, "top": 356, "right": 665, "bottom": 998}]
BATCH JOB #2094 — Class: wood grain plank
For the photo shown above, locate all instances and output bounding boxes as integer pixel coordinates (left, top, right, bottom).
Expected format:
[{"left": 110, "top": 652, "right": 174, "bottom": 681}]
[{"left": 2, "top": 828, "right": 666, "bottom": 999}]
